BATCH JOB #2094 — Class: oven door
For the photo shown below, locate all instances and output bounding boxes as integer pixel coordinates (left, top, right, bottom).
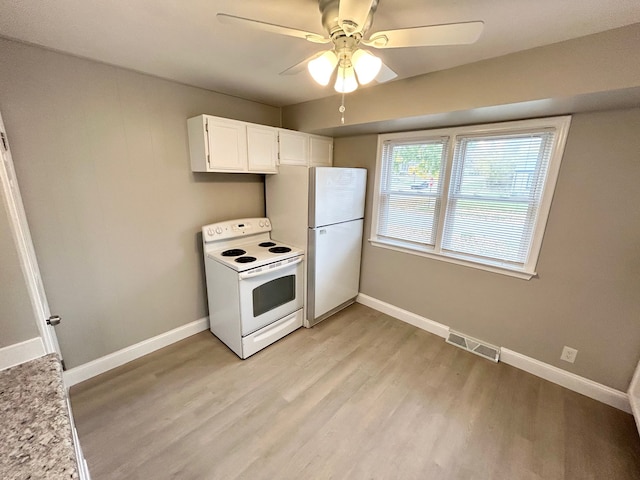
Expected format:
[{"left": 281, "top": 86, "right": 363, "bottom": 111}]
[{"left": 237, "top": 256, "right": 303, "bottom": 336}]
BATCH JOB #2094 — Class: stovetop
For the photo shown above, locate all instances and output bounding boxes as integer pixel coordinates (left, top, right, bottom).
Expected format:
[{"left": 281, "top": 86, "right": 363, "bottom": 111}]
[
  {"left": 208, "top": 239, "right": 303, "bottom": 272},
  {"left": 202, "top": 218, "right": 303, "bottom": 272}
]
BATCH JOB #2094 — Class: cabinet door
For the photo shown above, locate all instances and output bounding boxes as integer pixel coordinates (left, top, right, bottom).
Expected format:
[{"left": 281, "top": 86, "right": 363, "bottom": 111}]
[
  {"left": 206, "top": 117, "right": 247, "bottom": 172},
  {"left": 309, "top": 135, "right": 333, "bottom": 166},
  {"left": 278, "top": 129, "right": 309, "bottom": 166},
  {"left": 247, "top": 125, "right": 278, "bottom": 173}
]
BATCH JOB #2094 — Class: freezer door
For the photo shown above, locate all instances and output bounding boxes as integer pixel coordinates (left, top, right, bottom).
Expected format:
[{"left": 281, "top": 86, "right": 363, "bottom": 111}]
[
  {"left": 309, "top": 167, "right": 366, "bottom": 227},
  {"left": 307, "top": 219, "right": 364, "bottom": 322}
]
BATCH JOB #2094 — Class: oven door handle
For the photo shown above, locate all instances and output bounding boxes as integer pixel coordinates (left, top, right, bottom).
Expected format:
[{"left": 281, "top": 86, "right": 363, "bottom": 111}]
[{"left": 238, "top": 256, "right": 303, "bottom": 280}]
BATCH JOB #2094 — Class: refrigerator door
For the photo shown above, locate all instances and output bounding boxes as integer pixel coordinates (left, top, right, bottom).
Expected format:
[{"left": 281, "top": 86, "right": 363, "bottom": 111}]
[
  {"left": 309, "top": 167, "right": 367, "bottom": 228},
  {"left": 307, "top": 219, "right": 364, "bottom": 324}
]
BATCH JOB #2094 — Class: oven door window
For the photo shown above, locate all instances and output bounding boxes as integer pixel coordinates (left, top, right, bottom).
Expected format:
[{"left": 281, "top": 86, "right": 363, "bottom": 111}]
[{"left": 252, "top": 275, "right": 296, "bottom": 317}]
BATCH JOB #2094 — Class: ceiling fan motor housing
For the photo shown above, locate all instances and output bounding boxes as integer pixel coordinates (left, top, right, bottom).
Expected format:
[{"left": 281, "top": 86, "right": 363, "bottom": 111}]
[{"left": 319, "top": 0, "right": 379, "bottom": 37}]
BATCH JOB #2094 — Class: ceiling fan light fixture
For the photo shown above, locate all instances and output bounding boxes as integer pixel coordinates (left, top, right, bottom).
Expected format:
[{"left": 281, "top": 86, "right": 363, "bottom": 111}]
[
  {"left": 308, "top": 50, "right": 338, "bottom": 86},
  {"left": 334, "top": 64, "right": 358, "bottom": 94},
  {"left": 352, "top": 49, "right": 382, "bottom": 85}
]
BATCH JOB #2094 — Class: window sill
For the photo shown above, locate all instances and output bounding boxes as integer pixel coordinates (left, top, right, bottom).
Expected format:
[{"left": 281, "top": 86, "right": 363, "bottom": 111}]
[{"left": 369, "top": 238, "right": 536, "bottom": 280}]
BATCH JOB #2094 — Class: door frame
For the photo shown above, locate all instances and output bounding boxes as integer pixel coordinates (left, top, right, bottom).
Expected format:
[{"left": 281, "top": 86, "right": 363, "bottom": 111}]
[{"left": 0, "top": 110, "right": 62, "bottom": 358}]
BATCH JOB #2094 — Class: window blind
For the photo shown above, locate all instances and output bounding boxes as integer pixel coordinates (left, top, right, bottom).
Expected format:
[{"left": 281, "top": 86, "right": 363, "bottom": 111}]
[
  {"left": 377, "top": 139, "right": 448, "bottom": 247},
  {"left": 442, "top": 131, "right": 556, "bottom": 266}
]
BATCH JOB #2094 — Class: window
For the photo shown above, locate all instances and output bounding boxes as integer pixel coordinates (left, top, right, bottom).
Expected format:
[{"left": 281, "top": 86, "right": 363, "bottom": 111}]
[{"left": 371, "top": 117, "right": 571, "bottom": 279}]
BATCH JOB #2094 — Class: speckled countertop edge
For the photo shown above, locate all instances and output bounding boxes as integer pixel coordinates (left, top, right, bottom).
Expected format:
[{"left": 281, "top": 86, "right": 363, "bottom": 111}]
[{"left": 0, "top": 354, "right": 79, "bottom": 479}]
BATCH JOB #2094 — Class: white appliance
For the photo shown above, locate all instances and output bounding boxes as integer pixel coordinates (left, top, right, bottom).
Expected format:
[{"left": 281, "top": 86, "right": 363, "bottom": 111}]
[
  {"left": 202, "top": 218, "right": 304, "bottom": 359},
  {"left": 266, "top": 166, "right": 367, "bottom": 327}
]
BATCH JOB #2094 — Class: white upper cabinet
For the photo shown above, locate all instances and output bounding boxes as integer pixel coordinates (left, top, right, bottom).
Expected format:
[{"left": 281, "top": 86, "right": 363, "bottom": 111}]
[
  {"left": 279, "top": 129, "right": 333, "bottom": 167},
  {"left": 188, "top": 114, "right": 332, "bottom": 173},
  {"left": 247, "top": 124, "right": 279, "bottom": 173},
  {"left": 188, "top": 115, "right": 277, "bottom": 174},
  {"left": 205, "top": 116, "right": 247, "bottom": 172},
  {"left": 309, "top": 134, "right": 333, "bottom": 166},
  {"left": 278, "top": 129, "right": 309, "bottom": 166}
]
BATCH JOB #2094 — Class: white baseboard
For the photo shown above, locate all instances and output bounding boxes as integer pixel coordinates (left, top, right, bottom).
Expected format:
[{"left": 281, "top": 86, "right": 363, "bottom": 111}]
[
  {"left": 63, "top": 317, "right": 209, "bottom": 387},
  {"left": 627, "top": 360, "right": 640, "bottom": 434},
  {"left": 356, "top": 293, "right": 631, "bottom": 413},
  {"left": 500, "top": 348, "right": 631, "bottom": 413},
  {"left": 0, "top": 337, "right": 46, "bottom": 371},
  {"left": 356, "top": 293, "right": 449, "bottom": 338}
]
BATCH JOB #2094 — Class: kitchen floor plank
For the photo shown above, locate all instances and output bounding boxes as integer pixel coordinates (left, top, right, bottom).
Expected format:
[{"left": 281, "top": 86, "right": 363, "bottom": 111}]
[{"left": 70, "top": 303, "right": 640, "bottom": 480}]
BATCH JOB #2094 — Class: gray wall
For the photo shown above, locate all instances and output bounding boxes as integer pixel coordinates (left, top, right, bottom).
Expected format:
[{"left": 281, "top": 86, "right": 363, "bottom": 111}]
[
  {"left": 0, "top": 192, "right": 39, "bottom": 347},
  {"left": 0, "top": 38, "right": 280, "bottom": 368},
  {"left": 334, "top": 107, "right": 640, "bottom": 392}
]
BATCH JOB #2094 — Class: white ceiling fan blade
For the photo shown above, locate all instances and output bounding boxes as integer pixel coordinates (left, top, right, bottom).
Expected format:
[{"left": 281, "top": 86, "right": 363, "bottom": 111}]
[
  {"left": 375, "top": 62, "right": 397, "bottom": 83},
  {"left": 217, "top": 13, "right": 330, "bottom": 44},
  {"left": 364, "top": 21, "right": 484, "bottom": 48},
  {"left": 338, "top": 0, "right": 374, "bottom": 36},
  {"left": 279, "top": 52, "right": 325, "bottom": 75}
]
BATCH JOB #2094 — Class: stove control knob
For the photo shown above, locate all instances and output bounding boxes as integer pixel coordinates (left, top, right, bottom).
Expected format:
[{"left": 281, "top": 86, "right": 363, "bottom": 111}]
[
  {"left": 207, "top": 228, "right": 214, "bottom": 236},
  {"left": 259, "top": 220, "right": 264, "bottom": 228},
  {"left": 265, "top": 220, "right": 270, "bottom": 227},
  {"left": 216, "top": 227, "right": 223, "bottom": 234}
]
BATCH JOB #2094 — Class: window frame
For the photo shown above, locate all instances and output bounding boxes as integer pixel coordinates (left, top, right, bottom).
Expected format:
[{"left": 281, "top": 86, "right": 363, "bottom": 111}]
[{"left": 370, "top": 116, "right": 572, "bottom": 280}]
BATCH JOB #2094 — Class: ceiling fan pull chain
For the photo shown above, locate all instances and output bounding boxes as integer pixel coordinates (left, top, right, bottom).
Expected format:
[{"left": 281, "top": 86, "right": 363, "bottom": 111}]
[{"left": 339, "top": 65, "right": 346, "bottom": 124}]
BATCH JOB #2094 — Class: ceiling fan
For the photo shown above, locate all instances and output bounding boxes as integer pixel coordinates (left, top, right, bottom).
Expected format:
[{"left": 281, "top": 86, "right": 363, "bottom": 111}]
[{"left": 217, "top": 0, "right": 484, "bottom": 95}]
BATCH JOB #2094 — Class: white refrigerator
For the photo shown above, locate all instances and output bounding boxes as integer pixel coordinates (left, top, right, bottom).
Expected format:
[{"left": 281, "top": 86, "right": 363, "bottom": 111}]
[{"left": 266, "top": 166, "right": 367, "bottom": 327}]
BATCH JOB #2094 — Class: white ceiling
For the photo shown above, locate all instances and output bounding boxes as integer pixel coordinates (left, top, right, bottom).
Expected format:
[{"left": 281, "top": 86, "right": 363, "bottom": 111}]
[{"left": 1, "top": 0, "right": 639, "bottom": 107}]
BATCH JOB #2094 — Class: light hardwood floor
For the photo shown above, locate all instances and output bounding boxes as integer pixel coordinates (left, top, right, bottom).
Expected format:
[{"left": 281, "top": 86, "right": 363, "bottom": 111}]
[{"left": 70, "top": 304, "right": 640, "bottom": 479}]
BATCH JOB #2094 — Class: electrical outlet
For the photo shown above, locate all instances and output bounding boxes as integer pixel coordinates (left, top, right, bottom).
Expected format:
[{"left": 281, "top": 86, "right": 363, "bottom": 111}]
[{"left": 561, "top": 346, "right": 578, "bottom": 363}]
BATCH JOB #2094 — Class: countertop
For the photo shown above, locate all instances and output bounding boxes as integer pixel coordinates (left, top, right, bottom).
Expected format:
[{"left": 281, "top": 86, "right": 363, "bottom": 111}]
[{"left": 0, "top": 354, "right": 79, "bottom": 479}]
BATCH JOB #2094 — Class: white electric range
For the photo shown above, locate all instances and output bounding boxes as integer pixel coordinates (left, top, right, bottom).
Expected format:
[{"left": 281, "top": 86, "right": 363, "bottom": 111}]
[{"left": 202, "top": 217, "right": 304, "bottom": 359}]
